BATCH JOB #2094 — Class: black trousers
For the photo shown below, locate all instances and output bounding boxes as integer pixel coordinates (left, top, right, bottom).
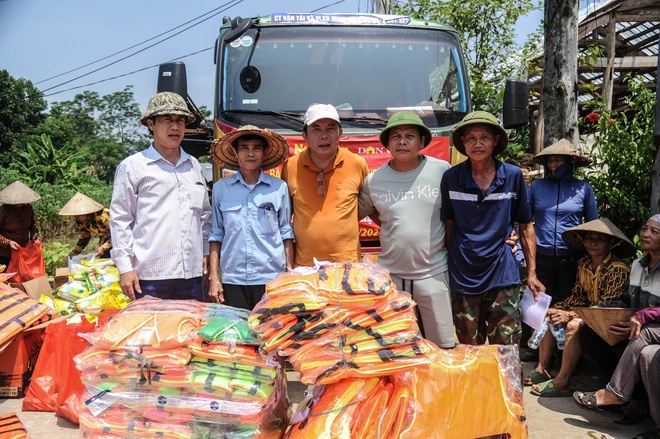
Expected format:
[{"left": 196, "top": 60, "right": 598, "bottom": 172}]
[{"left": 222, "top": 283, "right": 266, "bottom": 311}]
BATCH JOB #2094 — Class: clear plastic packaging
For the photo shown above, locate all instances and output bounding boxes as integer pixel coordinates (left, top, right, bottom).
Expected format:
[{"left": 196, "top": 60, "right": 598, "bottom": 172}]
[
  {"left": 251, "top": 260, "right": 433, "bottom": 385},
  {"left": 550, "top": 323, "right": 566, "bottom": 350}
]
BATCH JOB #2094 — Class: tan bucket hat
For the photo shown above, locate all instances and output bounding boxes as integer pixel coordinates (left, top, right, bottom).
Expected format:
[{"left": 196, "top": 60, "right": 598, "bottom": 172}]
[
  {"left": 562, "top": 218, "right": 636, "bottom": 258},
  {"left": 573, "top": 307, "right": 638, "bottom": 346},
  {"left": 0, "top": 181, "right": 41, "bottom": 205},
  {"left": 58, "top": 192, "right": 104, "bottom": 216},
  {"left": 451, "top": 111, "right": 508, "bottom": 156},
  {"left": 210, "top": 125, "right": 290, "bottom": 171},
  {"left": 533, "top": 139, "right": 592, "bottom": 166}
]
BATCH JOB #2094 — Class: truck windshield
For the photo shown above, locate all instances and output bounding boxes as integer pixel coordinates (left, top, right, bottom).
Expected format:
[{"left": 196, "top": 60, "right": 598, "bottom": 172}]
[{"left": 219, "top": 23, "right": 470, "bottom": 130}]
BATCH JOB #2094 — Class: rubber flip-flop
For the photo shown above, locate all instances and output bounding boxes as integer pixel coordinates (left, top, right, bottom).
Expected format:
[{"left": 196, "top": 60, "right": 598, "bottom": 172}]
[
  {"left": 572, "top": 391, "right": 625, "bottom": 418},
  {"left": 530, "top": 379, "right": 572, "bottom": 397}
]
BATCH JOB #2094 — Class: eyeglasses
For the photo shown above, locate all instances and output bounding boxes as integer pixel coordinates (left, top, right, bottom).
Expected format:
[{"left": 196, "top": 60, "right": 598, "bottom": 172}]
[{"left": 316, "top": 171, "right": 326, "bottom": 197}]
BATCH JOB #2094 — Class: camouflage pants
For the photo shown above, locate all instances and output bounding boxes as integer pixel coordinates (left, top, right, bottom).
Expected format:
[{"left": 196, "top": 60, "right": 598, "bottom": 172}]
[{"left": 452, "top": 286, "right": 522, "bottom": 345}]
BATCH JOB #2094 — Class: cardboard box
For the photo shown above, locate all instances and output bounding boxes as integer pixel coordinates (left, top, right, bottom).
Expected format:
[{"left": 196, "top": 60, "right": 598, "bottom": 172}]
[
  {"left": 21, "top": 276, "right": 54, "bottom": 301},
  {"left": 0, "top": 315, "right": 70, "bottom": 398},
  {"left": 53, "top": 267, "right": 69, "bottom": 289}
]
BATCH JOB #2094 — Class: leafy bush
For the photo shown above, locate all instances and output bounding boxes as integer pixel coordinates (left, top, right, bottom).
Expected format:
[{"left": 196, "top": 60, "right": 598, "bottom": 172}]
[
  {"left": 33, "top": 182, "right": 113, "bottom": 240},
  {"left": 42, "top": 241, "right": 71, "bottom": 276},
  {"left": 577, "top": 74, "right": 656, "bottom": 239}
]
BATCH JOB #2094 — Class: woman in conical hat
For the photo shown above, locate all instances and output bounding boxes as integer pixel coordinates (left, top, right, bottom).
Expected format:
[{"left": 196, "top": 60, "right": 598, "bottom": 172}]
[
  {"left": 58, "top": 192, "right": 112, "bottom": 259},
  {"left": 0, "top": 181, "right": 41, "bottom": 267},
  {"left": 573, "top": 214, "right": 660, "bottom": 437},
  {"left": 527, "top": 139, "right": 598, "bottom": 305},
  {"left": 528, "top": 218, "right": 631, "bottom": 397}
]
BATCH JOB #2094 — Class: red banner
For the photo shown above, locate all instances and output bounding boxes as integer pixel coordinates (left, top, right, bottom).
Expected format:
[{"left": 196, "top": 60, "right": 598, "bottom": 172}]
[
  {"left": 262, "top": 134, "right": 450, "bottom": 179},
  {"left": 213, "top": 127, "right": 451, "bottom": 245}
]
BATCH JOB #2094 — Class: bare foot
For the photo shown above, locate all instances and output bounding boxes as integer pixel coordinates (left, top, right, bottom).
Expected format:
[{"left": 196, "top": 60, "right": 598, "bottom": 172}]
[{"left": 594, "top": 388, "right": 626, "bottom": 406}]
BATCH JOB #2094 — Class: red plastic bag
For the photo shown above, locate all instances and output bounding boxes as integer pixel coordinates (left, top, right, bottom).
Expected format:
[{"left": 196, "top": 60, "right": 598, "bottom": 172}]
[
  {"left": 21, "top": 317, "right": 96, "bottom": 425},
  {"left": 55, "top": 318, "right": 96, "bottom": 424},
  {"left": 22, "top": 320, "right": 66, "bottom": 413},
  {"left": 7, "top": 239, "right": 46, "bottom": 283}
]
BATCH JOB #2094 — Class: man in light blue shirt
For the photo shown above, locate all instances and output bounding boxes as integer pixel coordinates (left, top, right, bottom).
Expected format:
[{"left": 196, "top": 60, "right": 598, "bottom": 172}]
[{"left": 208, "top": 126, "right": 294, "bottom": 310}]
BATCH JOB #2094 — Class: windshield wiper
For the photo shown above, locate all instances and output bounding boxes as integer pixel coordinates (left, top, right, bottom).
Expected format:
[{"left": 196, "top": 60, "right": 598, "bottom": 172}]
[
  {"left": 338, "top": 115, "right": 388, "bottom": 125},
  {"left": 223, "top": 109, "right": 305, "bottom": 128}
]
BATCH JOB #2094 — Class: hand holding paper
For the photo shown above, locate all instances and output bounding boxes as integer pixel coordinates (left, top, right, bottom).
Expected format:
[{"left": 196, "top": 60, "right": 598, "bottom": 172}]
[{"left": 521, "top": 287, "right": 552, "bottom": 331}]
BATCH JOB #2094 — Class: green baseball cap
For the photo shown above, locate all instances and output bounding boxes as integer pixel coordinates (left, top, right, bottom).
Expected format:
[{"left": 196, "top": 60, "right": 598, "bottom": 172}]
[
  {"left": 379, "top": 111, "right": 432, "bottom": 148},
  {"left": 451, "top": 111, "right": 508, "bottom": 156},
  {"left": 139, "top": 92, "right": 196, "bottom": 126}
]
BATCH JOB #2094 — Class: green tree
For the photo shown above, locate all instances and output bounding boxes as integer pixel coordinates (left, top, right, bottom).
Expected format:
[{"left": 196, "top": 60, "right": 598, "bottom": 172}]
[
  {"left": 393, "top": 0, "right": 540, "bottom": 112},
  {"left": 10, "top": 134, "right": 88, "bottom": 187},
  {"left": 49, "top": 90, "right": 102, "bottom": 145},
  {"left": 0, "top": 70, "right": 47, "bottom": 164},
  {"left": 45, "top": 87, "right": 145, "bottom": 182},
  {"left": 577, "top": 75, "right": 656, "bottom": 238},
  {"left": 98, "top": 86, "right": 148, "bottom": 154}
]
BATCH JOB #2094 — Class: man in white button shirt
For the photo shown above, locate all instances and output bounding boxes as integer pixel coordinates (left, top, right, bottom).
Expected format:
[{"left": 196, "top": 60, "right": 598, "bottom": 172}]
[{"left": 110, "top": 92, "right": 212, "bottom": 301}]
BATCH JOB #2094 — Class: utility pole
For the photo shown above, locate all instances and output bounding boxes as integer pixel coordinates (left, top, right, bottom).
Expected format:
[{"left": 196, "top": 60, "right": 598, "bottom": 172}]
[
  {"left": 542, "top": 0, "right": 579, "bottom": 147},
  {"left": 374, "top": 0, "right": 391, "bottom": 14}
]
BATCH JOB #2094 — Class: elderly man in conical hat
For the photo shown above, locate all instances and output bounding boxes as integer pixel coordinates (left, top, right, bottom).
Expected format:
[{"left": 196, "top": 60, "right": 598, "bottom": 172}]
[
  {"left": 0, "top": 181, "right": 41, "bottom": 268},
  {"left": 59, "top": 192, "right": 112, "bottom": 259},
  {"left": 110, "top": 92, "right": 212, "bottom": 301},
  {"left": 207, "top": 125, "right": 293, "bottom": 309}
]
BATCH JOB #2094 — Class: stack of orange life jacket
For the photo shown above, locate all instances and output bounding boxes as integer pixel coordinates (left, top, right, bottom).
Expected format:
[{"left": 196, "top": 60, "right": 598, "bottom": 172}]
[{"left": 249, "top": 261, "right": 436, "bottom": 385}]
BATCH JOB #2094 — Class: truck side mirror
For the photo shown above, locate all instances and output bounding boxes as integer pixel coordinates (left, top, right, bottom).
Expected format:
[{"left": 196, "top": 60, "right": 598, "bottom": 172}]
[
  {"left": 503, "top": 79, "right": 529, "bottom": 129},
  {"left": 223, "top": 17, "right": 253, "bottom": 44}
]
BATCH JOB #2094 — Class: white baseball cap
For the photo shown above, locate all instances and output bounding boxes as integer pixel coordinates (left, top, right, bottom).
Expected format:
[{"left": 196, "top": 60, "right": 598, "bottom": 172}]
[{"left": 304, "top": 103, "right": 341, "bottom": 126}]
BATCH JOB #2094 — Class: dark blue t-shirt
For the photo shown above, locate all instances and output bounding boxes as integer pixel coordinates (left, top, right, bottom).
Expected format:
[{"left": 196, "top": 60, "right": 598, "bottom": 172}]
[{"left": 440, "top": 160, "right": 532, "bottom": 294}]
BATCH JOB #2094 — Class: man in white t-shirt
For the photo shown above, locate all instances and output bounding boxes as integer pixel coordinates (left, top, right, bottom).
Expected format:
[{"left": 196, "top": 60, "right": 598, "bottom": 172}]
[{"left": 358, "top": 111, "right": 454, "bottom": 348}]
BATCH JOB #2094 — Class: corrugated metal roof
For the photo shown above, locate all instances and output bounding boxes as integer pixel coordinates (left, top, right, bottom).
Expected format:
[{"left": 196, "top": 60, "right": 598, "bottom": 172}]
[{"left": 529, "top": 0, "right": 658, "bottom": 115}]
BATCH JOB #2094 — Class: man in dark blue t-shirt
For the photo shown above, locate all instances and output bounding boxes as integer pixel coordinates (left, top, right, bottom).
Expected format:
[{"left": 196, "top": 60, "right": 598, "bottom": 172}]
[{"left": 440, "top": 111, "right": 544, "bottom": 345}]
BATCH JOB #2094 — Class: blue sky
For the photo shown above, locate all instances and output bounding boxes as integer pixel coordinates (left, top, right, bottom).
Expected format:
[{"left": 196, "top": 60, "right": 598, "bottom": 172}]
[{"left": 0, "top": 0, "right": 542, "bottom": 113}]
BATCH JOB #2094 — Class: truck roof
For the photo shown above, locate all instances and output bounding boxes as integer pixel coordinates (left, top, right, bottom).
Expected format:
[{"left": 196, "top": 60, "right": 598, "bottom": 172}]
[{"left": 221, "top": 13, "right": 456, "bottom": 33}]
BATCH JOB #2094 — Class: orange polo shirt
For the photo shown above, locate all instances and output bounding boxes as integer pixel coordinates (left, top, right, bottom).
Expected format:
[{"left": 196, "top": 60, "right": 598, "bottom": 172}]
[{"left": 282, "top": 147, "right": 369, "bottom": 267}]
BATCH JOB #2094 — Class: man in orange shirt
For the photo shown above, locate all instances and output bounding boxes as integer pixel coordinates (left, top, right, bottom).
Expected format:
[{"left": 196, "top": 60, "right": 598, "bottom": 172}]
[{"left": 282, "top": 104, "right": 369, "bottom": 267}]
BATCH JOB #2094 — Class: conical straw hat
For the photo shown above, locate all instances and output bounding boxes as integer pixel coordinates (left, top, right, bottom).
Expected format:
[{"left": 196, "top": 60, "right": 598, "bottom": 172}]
[
  {"left": 573, "top": 307, "right": 638, "bottom": 346},
  {"left": 210, "top": 125, "right": 290, "bottom": 171},
  {"left": 561, "top": 218, "right": 636, "bottom": 258},
  {"left": 533, "top": 139, "right": 592, "bottom": 166},
  {"left": 58, "top": 192, "right": 104, "bottom": 216},
  {"left": 0, "top": 181, "right": 41, "bottom": 205}
]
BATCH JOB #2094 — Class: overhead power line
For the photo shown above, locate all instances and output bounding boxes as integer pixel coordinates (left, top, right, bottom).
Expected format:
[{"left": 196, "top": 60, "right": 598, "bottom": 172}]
[
  {"left": 34, "top": 1, "right": 241, "bottom": 85},
  {"left": 33, "top": 0, "right": 361, "bottom": 99},
  {"left": 40, "top": 0, "right": 244, "bottom": 95},
  {"left": 311, "top": 0, "right": 347, "bottom": 13},
  {"left": 42, "top": 47, "right": 213, "bottom": 98}
]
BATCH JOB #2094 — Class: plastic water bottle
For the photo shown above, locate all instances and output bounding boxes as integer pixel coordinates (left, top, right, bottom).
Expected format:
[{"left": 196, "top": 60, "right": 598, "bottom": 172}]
[
  {"left": 550, "top": 323, "right": 566, "bottom": 350},
  {"left": 527, "top": 317, "right": 549, "bottom": 349}
]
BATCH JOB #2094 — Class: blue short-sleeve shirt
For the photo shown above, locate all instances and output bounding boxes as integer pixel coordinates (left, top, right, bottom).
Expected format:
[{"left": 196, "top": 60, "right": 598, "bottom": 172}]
[
  {"left": 441, "top": 159, "right": 532, "bottom": 294},
  {"left": 209, "top": 171, "right": 294, "bottom": 285}
]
